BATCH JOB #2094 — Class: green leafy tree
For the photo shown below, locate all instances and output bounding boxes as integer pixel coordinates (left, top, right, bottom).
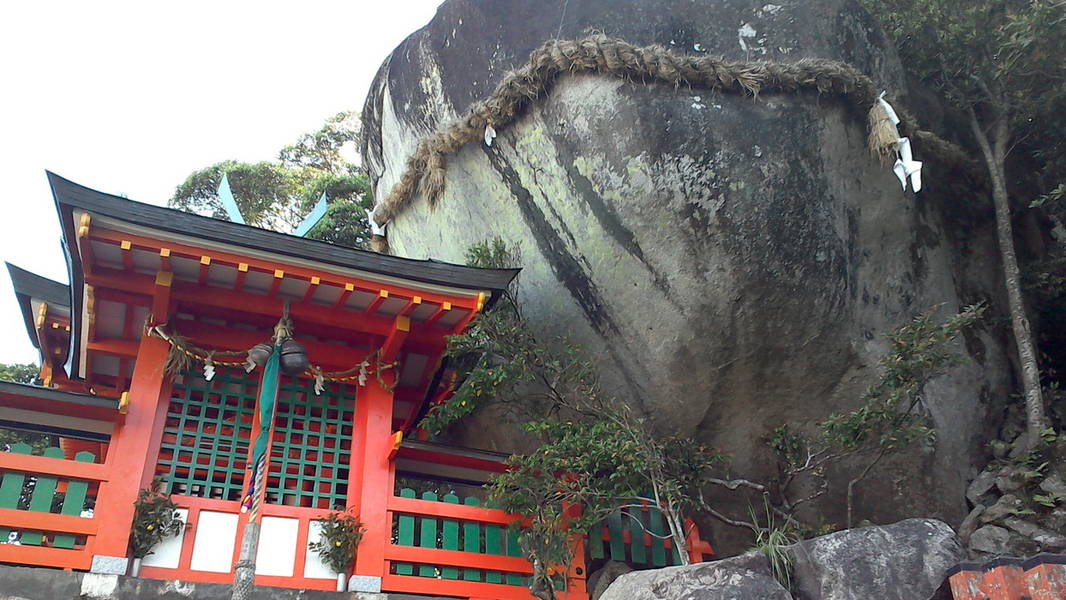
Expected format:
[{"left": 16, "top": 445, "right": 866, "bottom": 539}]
[
  {"left": 0, "top": 363, "right": 52, "bottom": 453},
  {"left": 423, "top": 240, "right": 719, "bottom": 598},
  {"left": 0, "top": 363, "right": 38, "bottom": 384},
  {"left": 860, "top": 0, "right": 1066, "bottom": 448},
  {"left": 753, "top": 305, "right": 985, "bottom": 530},
  {"left": 170, "top": 111, "right": 373, "bottom": 248}
]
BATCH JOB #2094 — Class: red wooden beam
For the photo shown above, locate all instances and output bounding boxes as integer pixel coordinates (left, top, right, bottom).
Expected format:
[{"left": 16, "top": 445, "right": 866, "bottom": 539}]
[
  {"left": 387, "top": 496, "right": 521, "bottom": 525},
  {"left": 150, "top": 270, "right": 172, "bottom": 325},
  {"left": 267, "top": 269, "right": 284, "bottom": 297},
  {"left": 380, "top": 316, "right": 410, "bottom": 364},
  {"left": 0, "top": 508, "right": 99, "bottom": 536},
  {"left": 120, "top": 239, "right": 133, "bottom": 271},
  {"left": 85, "top": 267, "right": 448, "bottom": 349},
  {"left": 197, "top": 255, "right": 211, "bottom": 286},
  {"left": 301, "top": 276, "right": 320, "bottom": 303},
  {"left": 0, "top": 544, "right": 92, "bottom": 570},
  {"left": 169, "top": 321, "right": 377, "bottom": 371},
  {"left": 365, "top": 289, "right": 389, "bottom": 315},
  {"left": 384, "top": 544, "right": 532, "bottom": 573},
  {"left": 88, "top": 338, "right": 139, "bottom": 358},
  {"left": 88, "top": 227, "right": 480, "bottom": 310},
  {"left": 400, "top": 296, "right": 422, "bottom": 317},
  {"left": 382, "top": 574, "right": 538, "bottom": 599},
  {"left": 424, "top": 301, "right": 451, "bottom": 328},
  {"left": 334, "top": 282, "right": 355, "bottom": 309},
  {"left": 0, "top": 452, "right": 110, "bottom": 481},
  {"left": 234, "top": 262, "right": 249, "bottom": 291}
]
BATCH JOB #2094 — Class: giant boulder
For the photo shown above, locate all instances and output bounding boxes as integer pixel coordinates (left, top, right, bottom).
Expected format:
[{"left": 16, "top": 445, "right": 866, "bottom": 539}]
[
  {"left": 788, "top": 518, "right": 964, "bottom": 600},
  {"left": 361, "top": 0, "right": 1014, "bottom": 543},
  {"left": 599, "top": 552, "right": 791, "bottom": 600}
]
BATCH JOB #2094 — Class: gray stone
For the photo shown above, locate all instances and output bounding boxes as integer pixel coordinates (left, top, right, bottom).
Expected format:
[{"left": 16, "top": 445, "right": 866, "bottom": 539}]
[
  {"left": 995, "top": 467, "right": 1026, "bottom": 494},
  {"left": 348, "top": 575, "right": 382, "bottom": 593},
  {"left": 787, "top": 518, "right": 964, "bottom": 600},
  {"left": 1002, "top": 517, "right": 1066, "bottom": 551},
  {"left": 587, "top": 561, "right": 633, "bottom": 600},
  {"left": 969, "top": 525, "right": 1012, "bottom": 555},
  {"left": 1039, "top": 473, "right": 1066, "bottom": 496},
  {"left": 980, "top": 494, "right": 1022, "bottom": 523},
  {"left": 1046, "top": 507, "right": 1066, "bottom": 533},
  {"left": 362, "top": 0, "right": 1016, "bottom": 546},
  {"left": 600, "top": 552, "right": 791, "bottom": 600},
  {"left": 957, "top": 505, "right": 985, "bottom": 543},
  {"left": 966, "top": 470, "right": 998, "bottom": 505},
  {"left": 90, "top": 554, "right": 129, "bottom": 575}
]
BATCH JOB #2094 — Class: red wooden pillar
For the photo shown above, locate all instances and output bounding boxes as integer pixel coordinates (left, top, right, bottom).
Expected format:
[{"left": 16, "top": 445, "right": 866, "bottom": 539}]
[
  {"left": 348, "top": 375, "right": 396, "bottom": 591},
  {"left": 90, "top": 333, "right": 172, "bottom": 572}
]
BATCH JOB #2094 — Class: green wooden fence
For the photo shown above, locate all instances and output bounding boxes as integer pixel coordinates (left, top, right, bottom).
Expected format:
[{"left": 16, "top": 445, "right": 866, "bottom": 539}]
[
  {"left": 588, "top": 502, "right": 681, "bottom": 567},
  {"left": 392, "top": 488, "right": 527, "bottom": 586},
  {"left": 0, "top": 443, "right": 96, "bottom": 547}
]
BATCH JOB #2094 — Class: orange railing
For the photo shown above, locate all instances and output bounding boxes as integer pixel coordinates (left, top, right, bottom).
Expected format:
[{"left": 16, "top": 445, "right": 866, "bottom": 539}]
[
  {"left": 383, "top": 488, "right": 588, "bottom": 600},
  {"left": 0, "top": 443, "right": 110, "bottom": 570}
]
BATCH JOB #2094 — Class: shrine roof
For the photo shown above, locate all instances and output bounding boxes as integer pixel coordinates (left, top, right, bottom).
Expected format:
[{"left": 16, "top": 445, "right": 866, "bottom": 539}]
[
  {"left": 47, "top": 171, "right": 520, "bottom": 293},
  {"left": 6, "top": 262, "right": 70, "bottom": 351}
]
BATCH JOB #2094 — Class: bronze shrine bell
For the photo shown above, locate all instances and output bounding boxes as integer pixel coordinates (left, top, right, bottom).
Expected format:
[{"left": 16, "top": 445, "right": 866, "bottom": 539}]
[
  {"left": 279, "top": 339, "right": 309, "bottom": 375},
  {"left": 247, "top": 342, "right": 273, "bottom": 368}
]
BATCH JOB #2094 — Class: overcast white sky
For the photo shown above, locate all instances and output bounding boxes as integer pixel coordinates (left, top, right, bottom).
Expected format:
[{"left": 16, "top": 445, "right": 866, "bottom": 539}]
[{"left": 0, "top": 1, "right": 444, "bottom": 364}]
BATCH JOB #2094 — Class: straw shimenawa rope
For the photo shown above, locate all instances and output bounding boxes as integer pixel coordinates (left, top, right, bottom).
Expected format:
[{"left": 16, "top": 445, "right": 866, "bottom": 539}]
[{"left": 368, "top": 35, "right": 982, "bottom": 253}]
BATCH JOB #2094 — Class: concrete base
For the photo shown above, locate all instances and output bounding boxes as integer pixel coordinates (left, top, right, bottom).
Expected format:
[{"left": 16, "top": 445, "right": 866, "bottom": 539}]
[
  {"left": 90, "top": 554, "right": 129, "bottom": 575},
  {"left": 0, "top": 564, "right": 452, "bottom": 600},
  {"left": 348, "top": 575, "right": 382, "bottom": 593}
]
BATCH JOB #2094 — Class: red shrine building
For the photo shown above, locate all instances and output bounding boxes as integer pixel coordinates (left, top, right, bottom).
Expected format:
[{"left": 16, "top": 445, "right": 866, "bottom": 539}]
[{"left": 0, "top": 173, "right": 710, "bottom": 598}]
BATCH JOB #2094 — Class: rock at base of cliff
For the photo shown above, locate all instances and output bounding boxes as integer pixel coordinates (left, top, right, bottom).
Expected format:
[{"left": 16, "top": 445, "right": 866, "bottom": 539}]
[
  {"left": 788, "top": 518, "right": 963, "bottom": 600},
  {"left": 599, "top": 552, "right": 791, "bottom": 600}
]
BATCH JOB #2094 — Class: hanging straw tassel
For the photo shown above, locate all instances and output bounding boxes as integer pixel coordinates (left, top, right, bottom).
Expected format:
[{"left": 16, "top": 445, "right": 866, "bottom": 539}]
[{"left": 868, "top": 92, "right": 902, "bottom": 165}]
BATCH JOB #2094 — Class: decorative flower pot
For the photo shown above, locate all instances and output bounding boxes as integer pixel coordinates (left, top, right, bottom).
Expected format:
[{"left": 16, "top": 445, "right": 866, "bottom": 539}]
[
  {"left": 336, "top": 573, "right": 346, "bottom": 592},
  {"left": 129, "top": 557, "right": 142, "bottom": 577}
]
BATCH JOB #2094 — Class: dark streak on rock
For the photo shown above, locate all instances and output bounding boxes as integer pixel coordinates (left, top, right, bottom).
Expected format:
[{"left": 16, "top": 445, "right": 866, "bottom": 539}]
[
  {"left": 559, "top": 153, "right": 682, "bottom": 309},
  {"left": 481, "top": 145, "right": 621, "bottom": 337}
]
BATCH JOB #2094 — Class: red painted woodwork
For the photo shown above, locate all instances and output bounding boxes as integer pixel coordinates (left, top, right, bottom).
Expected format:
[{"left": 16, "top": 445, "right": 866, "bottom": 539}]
[
  {"left": 388, "top": 496, "right": 522, "bottom": 526},
  {"left": 137, "top": 495, "right": 340, "bottom": 591},
  {"left": 0, "top": 449, "right": 109, "bottom": 481},
  {"left": 86, "top": 227, "right": 481, "bottom": 311},
  {"left": 949, "top": 557, "right": 1066, "bottom": 600},
  {"left": 0, "top": 447, "right": 112, "bottom": 570},
  {"left": 90, "top": 334, "right": 172, "bottom": 559},
  {"left": 349, "top": 377, "right": 396, "bottom": 580}
]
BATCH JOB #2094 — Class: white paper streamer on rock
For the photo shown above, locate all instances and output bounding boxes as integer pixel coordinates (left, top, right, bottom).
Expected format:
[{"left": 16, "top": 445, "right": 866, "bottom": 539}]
[
  {"left": 893, "top": 137, "right": 923, "bottom": 192},
  {"left": 878, "top": 91, "right": 900, "bottom": 126},
  {"left": 484, "top": 124, "right": 497, "bottom": 147},
  {"left": 879, "top": 91, "right": 923, "bottom": 193}
]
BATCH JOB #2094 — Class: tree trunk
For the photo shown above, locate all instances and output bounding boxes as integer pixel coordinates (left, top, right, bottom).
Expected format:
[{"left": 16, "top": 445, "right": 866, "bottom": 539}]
[{"left": 970, "top": 113, "right": 1047, "bottom": 448}]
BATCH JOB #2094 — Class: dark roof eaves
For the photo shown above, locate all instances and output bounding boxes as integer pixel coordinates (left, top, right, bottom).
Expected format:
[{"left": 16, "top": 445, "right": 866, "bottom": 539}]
[
  {"left": 45, "top": 171, "right": 520, "bottom": 293},
  {"left": 0, "top": 380, "right": 119, "bottom": 410},
  {"left": 6, "top": 263, "right": 71, "bottom": 351}
]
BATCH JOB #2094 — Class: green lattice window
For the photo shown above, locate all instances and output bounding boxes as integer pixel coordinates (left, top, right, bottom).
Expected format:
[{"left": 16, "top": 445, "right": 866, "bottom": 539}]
[
  {"left": 266, "top": 377, "right": 355, "bottom": 509},
  {"left": 156, "top": 368, "right": 257, "bottom": 501}
]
